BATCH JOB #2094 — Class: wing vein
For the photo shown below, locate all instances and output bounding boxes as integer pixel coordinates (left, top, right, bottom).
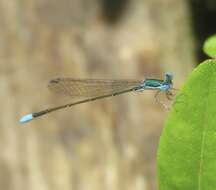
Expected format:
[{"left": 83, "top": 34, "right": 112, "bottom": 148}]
[{"left": 48, "top": 78, "right": 141, "bottom": 98}]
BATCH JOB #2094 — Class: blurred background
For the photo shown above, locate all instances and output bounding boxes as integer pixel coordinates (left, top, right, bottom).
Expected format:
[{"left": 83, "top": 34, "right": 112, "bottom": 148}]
[{"left": 1, "top": 0, "right": 216, "bottom": 190}]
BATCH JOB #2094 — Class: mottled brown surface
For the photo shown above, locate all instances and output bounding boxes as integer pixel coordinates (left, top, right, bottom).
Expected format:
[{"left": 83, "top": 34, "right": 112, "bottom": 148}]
[{"left": 0, "top": 0, "right": 195, "bottom": 190}]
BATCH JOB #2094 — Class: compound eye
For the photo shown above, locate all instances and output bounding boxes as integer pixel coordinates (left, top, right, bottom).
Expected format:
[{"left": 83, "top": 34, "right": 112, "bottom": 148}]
[{"left": 165, "top": 73, "right": 173, "bottom": 80}]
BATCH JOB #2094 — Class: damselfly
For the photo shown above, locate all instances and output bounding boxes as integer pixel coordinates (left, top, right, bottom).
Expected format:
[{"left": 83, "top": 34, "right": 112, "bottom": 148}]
[{"left": 20, "top": 73, "right": 174, "bottom": 123}]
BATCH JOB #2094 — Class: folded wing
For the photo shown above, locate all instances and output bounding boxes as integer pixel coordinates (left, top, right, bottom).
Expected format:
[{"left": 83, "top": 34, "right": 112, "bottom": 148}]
[{"left": 48, "top": 78, "right": 141, "bottom": 98}]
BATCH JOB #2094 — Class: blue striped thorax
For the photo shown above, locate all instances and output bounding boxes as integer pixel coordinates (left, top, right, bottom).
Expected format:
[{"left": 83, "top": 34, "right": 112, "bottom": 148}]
[{"left": 135, "top": 73, "right": 173, "bottom": 92}]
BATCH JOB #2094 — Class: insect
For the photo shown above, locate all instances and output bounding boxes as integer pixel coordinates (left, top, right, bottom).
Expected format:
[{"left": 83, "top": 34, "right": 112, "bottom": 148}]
[{"left": 20, "top": 73, "right": 174, "bottom": 123}]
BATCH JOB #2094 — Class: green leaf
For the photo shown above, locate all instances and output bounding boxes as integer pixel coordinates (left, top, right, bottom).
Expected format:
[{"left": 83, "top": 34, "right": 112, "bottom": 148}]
[
  {"left": 157, "top": 60, "right": 216, "bottom": 190},
  {"left": 203, "top": 34, "right": 216, "bottom": 58}
]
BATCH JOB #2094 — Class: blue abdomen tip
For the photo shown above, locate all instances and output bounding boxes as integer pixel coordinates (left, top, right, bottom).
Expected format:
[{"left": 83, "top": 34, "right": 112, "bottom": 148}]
[{"left": 20, "top": 114, "right": 33, "bottom": 123}]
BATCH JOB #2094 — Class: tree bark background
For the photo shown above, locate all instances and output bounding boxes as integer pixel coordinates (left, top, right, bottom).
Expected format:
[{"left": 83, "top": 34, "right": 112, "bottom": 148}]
[{"left": 0, "top": 0, "right": 195, "bottom": 190}]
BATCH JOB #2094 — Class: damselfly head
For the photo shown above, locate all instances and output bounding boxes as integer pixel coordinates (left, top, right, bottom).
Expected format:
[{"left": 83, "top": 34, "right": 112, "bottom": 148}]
[
  {"left": 164, "top": 73, "right": 173, "bottom": 85},
  {"left": 165, "top": 72, "right": 173, "bottom": 80}
]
